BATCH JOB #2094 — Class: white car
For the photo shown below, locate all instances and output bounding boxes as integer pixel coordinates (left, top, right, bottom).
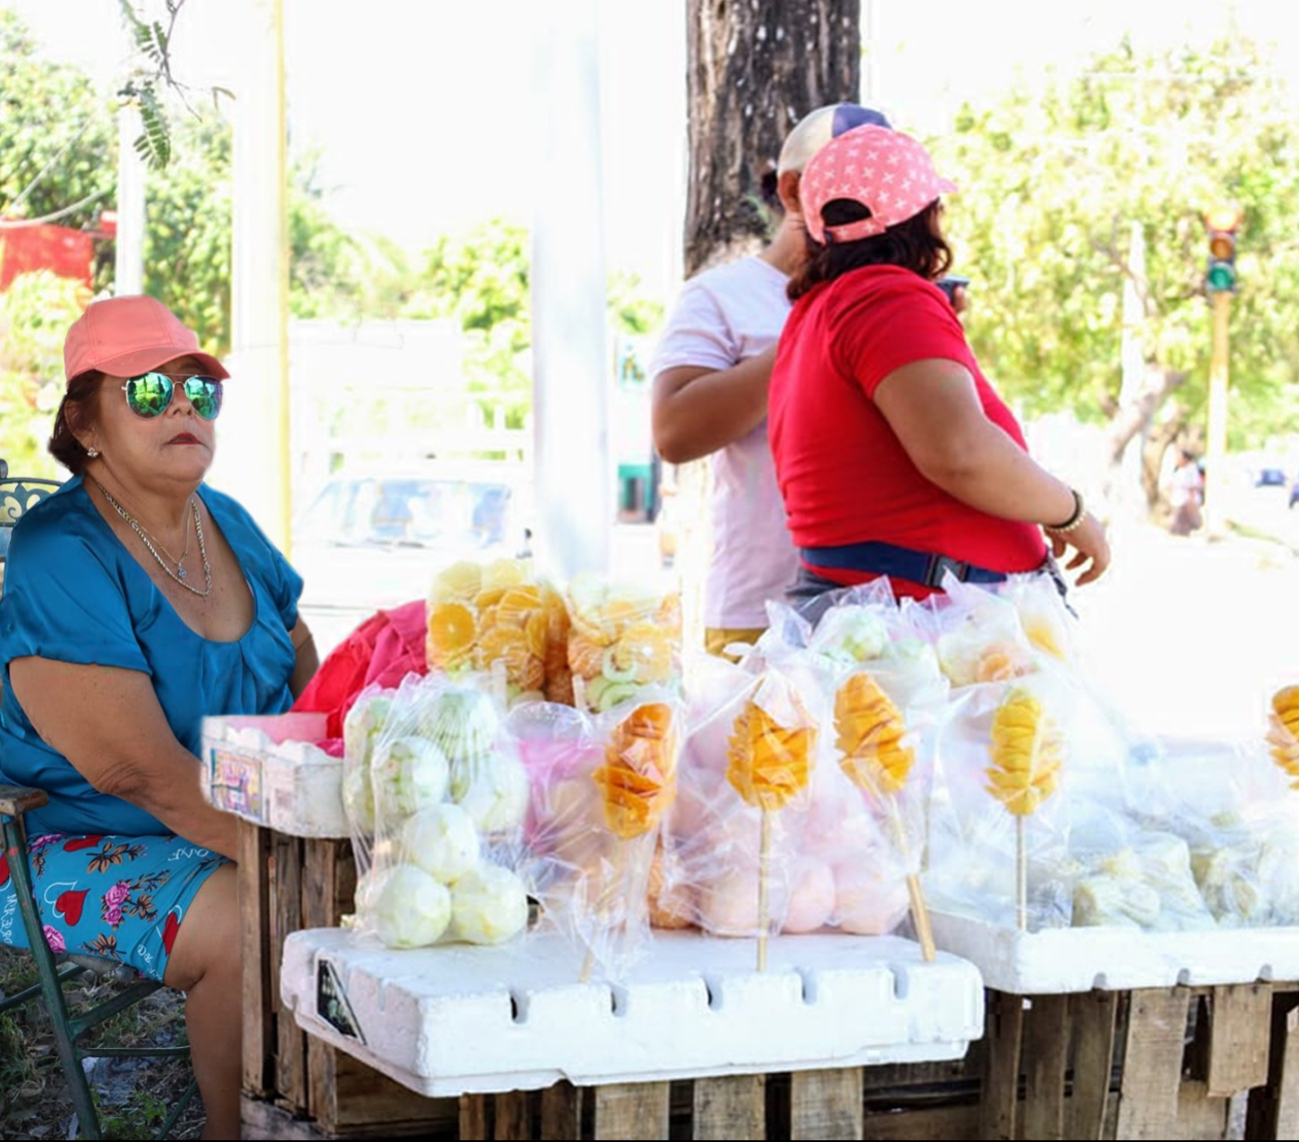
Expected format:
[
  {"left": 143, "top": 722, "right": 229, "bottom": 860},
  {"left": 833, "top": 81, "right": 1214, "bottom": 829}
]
[{"left": 292, "top": 463, "right": 534, "bottom": 655}]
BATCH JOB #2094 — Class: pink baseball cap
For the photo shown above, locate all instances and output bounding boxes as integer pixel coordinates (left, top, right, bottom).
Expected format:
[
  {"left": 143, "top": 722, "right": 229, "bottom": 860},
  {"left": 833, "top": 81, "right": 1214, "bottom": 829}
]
[
  {"left": 63, "top": 295, "right": 229, "bottom": 385},
  {"left": 801, "top": 124, "right": 957, "bottom": 244}
]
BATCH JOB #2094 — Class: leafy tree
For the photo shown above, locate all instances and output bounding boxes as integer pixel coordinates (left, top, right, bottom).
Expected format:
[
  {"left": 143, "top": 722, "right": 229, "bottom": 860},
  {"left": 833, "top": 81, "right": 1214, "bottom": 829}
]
[
  {"left": 0, "top": 10, "right": 114, "bottom": 229},
  {"left": 0, "top": 272, "right": 91, "bottom": 476},
  {"left": 933, "top": 36, "right": 1299, "bottom": 508}
]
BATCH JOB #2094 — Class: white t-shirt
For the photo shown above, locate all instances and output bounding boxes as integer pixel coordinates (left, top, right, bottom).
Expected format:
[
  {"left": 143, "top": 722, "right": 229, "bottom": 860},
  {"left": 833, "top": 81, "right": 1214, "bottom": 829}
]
[{"left": 650, "top": 256, "right": 799, "bottom": 629}]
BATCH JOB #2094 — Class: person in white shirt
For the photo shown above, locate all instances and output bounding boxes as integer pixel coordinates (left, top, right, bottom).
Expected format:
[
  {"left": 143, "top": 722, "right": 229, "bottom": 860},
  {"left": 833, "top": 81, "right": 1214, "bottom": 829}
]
[{"left": 650, "top": 103, "right": 893, "bottom": 657}]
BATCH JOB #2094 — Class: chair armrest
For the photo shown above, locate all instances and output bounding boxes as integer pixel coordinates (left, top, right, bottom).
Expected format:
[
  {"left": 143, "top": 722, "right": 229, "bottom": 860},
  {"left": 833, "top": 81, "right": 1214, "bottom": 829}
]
[{"left": 0, "top": 784, "right": 50, "bottom": 818}]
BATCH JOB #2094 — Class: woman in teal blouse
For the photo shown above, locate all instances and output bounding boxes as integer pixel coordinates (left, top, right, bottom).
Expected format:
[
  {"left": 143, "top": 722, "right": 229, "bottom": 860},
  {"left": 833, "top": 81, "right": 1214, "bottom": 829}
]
[{"left": 0, "top": 295, "right": 319, "bottom": 1141}]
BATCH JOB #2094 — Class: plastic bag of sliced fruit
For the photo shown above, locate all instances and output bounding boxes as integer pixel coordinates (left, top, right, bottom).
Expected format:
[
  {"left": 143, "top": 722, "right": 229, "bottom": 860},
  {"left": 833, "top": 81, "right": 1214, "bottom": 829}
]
[
  {"left": 655, "top": 594, "right": 944, "bottom": 951},
  {"left": 425, "top": 557, "right": 573, "bottom": 706},
  {"left": 340, "top": 670, "right": 537, "bottom": 950}
]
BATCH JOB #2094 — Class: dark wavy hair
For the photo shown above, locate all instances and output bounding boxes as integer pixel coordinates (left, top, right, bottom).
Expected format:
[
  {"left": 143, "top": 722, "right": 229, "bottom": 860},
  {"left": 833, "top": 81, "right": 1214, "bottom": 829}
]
[
  {"left": 788, "top": 199, "right": 952, "bottom": 301},
  {"left": 49, "top": 371, "right": 103, "bottom": 475}
]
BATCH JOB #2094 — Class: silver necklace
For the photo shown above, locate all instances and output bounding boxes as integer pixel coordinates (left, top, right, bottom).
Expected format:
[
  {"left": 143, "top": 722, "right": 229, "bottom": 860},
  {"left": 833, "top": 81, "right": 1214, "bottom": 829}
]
[
  {"left": 120, "top": 498, "right": 193, "bottom": 572},
  {"left": 93, "top": 479, "right": 213, "bottom": 598}
]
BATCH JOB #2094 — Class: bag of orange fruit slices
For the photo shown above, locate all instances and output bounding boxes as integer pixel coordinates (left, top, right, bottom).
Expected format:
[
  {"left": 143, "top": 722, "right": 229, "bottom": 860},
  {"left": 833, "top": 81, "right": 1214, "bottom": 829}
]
[
  {"left": 426, "top": 557, "right": 573, "bottom": 706},
  {"left": 564, "top": 572, "right": 682, "bottom": 715},
  {"left": 524, "top": 685, "right": 683, "bottom": 982}
]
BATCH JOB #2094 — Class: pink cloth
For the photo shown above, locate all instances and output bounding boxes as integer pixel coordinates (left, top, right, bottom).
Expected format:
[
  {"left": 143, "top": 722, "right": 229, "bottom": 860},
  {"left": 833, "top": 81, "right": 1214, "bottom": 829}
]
[{"left": 291, "top": 599, "right": 428, "bottom": 741}]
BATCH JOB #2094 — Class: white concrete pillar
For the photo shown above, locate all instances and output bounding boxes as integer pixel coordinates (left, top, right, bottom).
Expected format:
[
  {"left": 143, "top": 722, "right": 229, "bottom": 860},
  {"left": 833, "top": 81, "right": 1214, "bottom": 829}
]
[
  {"left": 114, "top": 107, "right": 146, "bottom": 296},
  {"left": 529, "top": 0, "right": 612, "bottom": 579},
  {"left": 215, "top": 0, "right": 292, "bottom": 553}
]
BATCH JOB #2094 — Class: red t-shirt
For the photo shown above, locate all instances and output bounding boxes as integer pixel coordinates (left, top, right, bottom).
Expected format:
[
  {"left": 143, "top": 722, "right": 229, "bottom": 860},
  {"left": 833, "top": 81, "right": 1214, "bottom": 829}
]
[{"left": 768, "top": 265, "right": 1046, "bottom": 599}]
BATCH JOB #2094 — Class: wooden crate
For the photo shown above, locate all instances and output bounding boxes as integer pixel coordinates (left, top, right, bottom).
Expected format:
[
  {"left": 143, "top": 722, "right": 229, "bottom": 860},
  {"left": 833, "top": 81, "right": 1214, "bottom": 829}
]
[
  {"left": 238, "top": 819, "right": 1299, "bottom": 1140},
  {"left": 238, "top": 820, "right": 459, "bottom": 1138},
  {"left": 975, "top": 983, "right": 1299, "bottom": 1141}
]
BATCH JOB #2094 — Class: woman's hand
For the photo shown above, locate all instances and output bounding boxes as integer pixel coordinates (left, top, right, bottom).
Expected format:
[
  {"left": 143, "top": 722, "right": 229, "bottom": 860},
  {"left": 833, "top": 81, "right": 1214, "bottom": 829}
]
[{"left": 1047, "top": 513, "right": 1110, "bottom": 587}]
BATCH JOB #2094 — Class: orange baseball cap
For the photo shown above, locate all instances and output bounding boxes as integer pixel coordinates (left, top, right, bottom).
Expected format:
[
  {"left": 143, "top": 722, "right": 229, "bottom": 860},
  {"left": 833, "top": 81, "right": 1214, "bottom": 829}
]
[{"left": 63, "top": 295, "right": 229, "bottom": 385}]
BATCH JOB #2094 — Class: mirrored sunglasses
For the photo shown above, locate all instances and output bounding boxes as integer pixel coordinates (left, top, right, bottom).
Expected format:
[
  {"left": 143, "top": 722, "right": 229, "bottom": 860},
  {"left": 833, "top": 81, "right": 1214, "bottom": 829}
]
[{"left": 119, "top": 372, "right": 224, "bottom": 421}]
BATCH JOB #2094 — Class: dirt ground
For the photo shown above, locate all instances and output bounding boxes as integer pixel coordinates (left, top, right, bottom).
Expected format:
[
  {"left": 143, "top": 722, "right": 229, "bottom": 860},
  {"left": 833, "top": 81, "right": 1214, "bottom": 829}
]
[{"left": 0, "top": 946, "right": 205, "bottom": 1140}]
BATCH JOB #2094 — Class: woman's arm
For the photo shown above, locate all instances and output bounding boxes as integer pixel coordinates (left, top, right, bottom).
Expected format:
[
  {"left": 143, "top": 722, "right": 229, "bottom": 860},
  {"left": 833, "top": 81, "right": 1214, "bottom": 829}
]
[
  {"left": 651, "top": 347, "right": 776, "bottom": 464},
  {"left": 8, "top": 658, "right": 238, "bottom": 860},
  {"left": 873, "top": 358, "right": 1110, "bottom": 585},
  {"left": 288, "top": 616, "right": 319, "bottom": 700}
]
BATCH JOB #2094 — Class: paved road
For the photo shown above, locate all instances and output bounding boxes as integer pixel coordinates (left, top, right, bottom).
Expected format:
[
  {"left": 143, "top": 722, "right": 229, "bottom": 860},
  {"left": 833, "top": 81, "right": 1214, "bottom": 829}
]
[{"left": 1070, "top": 514, "right": 1299, "bottom": 744}]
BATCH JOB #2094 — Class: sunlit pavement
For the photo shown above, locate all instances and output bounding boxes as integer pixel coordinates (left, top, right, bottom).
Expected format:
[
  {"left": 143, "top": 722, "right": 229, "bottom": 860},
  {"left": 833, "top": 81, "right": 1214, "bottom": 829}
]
[
  {"left": 1072, "top": 515, "right": 1299, "bottom": 744},
  {"left": 302, "top": 516, "right": 1297, "bottom": 751}
]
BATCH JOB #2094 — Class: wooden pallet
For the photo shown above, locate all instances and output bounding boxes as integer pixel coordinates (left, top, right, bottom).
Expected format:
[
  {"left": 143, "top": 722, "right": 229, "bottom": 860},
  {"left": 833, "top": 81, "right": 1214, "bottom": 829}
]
[{"left": 238, "top": 821, "right": 459, "bottom": 1137}]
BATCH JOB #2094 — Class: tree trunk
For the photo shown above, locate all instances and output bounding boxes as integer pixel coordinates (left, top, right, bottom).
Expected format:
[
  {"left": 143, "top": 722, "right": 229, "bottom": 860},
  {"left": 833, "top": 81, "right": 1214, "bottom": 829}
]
[
  {"left": 684, "top": 0, "right": 861, "bottom": 277},
  {"left": 1102, "top": 361, "right": 1187, "bottom": 517}
]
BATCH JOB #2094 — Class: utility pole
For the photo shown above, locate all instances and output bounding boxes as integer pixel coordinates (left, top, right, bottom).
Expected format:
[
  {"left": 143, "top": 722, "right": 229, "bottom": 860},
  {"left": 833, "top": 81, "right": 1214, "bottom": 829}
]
[
  {"left": 1201, "top": 204, "right": 1242, "bottom": 537},
  {"left": 221, "top": 0, "right": 292, "bottom": 554},
  {"left": 114, "top": 108, "right": 146, "bottom": 295}
]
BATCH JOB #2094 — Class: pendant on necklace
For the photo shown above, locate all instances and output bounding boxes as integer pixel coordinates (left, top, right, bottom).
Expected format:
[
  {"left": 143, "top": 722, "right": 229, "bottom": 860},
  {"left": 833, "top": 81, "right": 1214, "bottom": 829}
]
[{"left": 178, "top": 568, "right": 187, "bottom": 580}]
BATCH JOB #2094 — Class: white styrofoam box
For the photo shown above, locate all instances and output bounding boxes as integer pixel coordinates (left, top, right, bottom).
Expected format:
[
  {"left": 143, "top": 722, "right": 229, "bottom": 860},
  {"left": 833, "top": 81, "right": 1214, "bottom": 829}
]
[
  {"left": 281, "top": 926, "right": 984, "bottom": 1097},
  {"left": 201, "top": 712, "right": 350, "bottom": 838},
  {"left": 929, "top": 910, "right": 1299, "bottom": 995}
]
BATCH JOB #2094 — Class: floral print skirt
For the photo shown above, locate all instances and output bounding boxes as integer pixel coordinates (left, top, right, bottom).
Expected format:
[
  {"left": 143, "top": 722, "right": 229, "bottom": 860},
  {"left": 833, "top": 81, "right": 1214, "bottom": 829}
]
[{"left": 0, "top": 833, "right": 229, "bottom": 981}]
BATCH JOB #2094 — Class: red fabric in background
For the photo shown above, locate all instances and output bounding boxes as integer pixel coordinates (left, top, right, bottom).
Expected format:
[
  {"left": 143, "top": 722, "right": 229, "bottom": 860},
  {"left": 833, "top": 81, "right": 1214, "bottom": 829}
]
[
  {"left": 291, "top": 599, "right": 428, "bottom": 740},
  {"left": 0, "top": 224, "right": 95, "bottom": 290}
]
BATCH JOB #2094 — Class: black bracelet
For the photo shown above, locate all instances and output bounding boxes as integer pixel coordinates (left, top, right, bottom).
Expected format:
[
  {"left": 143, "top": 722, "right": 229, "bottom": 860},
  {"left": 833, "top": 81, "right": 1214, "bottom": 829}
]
[{"left": 1045, "top": 489, "right": 1086, "bottom": 533}]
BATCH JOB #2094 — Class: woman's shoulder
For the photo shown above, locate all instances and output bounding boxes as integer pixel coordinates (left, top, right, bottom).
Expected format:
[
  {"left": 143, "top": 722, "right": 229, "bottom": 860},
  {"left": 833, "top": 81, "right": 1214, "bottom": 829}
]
[
  {"left": 198, "top": 484, "right": 285, "bottom": 566},
  {"left": 8, "top": 477, "right": 100, "bottom": 558},
  {"left": 832, "top": 265, "right": 937, "bottom": 302}
]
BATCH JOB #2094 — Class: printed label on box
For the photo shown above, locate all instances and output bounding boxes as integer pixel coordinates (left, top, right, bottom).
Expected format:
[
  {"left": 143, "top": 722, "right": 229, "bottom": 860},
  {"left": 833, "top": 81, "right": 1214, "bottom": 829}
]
[
  {"left": 317, "top": 959, "right": 365, "bottom": 1043},
  {"left": 208, "top": 747, "right": 265, "bottom": 821}
]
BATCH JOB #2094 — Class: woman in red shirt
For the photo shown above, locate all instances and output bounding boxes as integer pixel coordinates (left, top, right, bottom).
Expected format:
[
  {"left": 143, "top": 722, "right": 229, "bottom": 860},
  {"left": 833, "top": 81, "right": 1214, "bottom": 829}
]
[{"left": 767, "top": 125, "right": 1110, "bottom": 604}]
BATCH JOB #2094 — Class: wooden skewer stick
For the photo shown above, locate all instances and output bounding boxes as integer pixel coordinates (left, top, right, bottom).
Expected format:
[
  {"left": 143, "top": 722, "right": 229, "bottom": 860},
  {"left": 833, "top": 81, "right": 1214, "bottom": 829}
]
[
  {"left": 757, "top": 810, "right": 772, "bottom": 972},
  {"left": 1016, "top": 815, "right": 1028, "bottom": 932}
]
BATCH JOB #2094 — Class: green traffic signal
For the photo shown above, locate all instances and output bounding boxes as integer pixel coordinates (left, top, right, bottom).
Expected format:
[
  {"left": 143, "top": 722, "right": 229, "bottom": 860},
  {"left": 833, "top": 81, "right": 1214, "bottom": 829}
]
[{"left": 1206, "top": 260, "right": 1236, "bottom": 293}]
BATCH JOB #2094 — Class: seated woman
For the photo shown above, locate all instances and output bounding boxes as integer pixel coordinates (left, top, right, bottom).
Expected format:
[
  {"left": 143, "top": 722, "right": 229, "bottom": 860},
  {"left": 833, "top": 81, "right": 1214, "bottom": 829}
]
[
  {"left": 0, "top": 295, "right": 319, "bottom": 1140},
  {"left": 767, "top": 125, "right": 1110, "bottom": 606}
]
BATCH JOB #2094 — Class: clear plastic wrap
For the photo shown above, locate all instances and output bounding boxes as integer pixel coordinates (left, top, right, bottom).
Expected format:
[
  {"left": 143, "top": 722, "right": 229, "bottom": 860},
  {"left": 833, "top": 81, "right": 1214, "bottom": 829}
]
[
  {"left": 1065, "top": 798, "right": 1216, "bottom": 931},
  {"left": 518, "top": 688, "right": 683, "bottom": 981},
  {"left": 661, "top": 611, "right": 922, "bottom": 950},
  {"left": 923, "top": 669, "right": 1077, "bottom": 932},
  {"left": 564, "top": 572, "right": 682, "bottom": 714},
  {"left": 426, "top": 557, "right": 573, "bottom": 705},
  {"left": 343, "top": 672, "right": 534, "bottom": 949},
  {"left": 1127, "top": 733, "right": 1299, "bottom": 929}
]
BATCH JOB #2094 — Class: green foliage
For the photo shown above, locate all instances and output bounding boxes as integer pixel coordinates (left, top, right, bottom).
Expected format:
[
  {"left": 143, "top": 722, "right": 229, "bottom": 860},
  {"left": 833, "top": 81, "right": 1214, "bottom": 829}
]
[
  {"left": 0, "top": 271, "right": 90, "bottom": 477},
  {"left": 0, "top": 10, "right": 114, "bottom": 227},
  {"left": 934, "top": 36, "right": 1299, "bottom": 447},
  {"left": 141, "top": 115, "right": 231, "bottom": 353},
  {"left": 117, "top": 0, "right": 191, "bottom": 172}
]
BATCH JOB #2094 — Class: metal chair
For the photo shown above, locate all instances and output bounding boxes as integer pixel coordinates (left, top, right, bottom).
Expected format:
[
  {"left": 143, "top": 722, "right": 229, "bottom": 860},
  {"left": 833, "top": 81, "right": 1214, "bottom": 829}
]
[
  {"left": 0, "top": 464, "right": 196, "bottom": 1138},
  {"left": 0, "top": 789, "right": 196, "bottom": 1139}
]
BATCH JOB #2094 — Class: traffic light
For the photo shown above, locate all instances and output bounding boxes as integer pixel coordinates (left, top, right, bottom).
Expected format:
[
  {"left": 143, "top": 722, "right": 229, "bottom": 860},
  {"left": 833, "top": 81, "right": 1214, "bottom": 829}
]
[{"left": 1204, "top": 204, "right": 1242, "bottom": 295}]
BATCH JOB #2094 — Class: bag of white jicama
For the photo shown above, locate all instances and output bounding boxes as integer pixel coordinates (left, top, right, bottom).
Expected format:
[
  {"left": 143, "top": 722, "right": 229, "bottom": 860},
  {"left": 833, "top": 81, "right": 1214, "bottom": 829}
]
[{"left": 341, "top": 671, "right": 535, "bottom": 950}]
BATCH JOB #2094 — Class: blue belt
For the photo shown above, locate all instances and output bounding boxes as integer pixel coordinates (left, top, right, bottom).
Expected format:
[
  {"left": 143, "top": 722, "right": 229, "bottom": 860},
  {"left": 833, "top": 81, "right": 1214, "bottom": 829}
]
[{"left": 800, "top": 541, "right": 1008, "bottom": 588}]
